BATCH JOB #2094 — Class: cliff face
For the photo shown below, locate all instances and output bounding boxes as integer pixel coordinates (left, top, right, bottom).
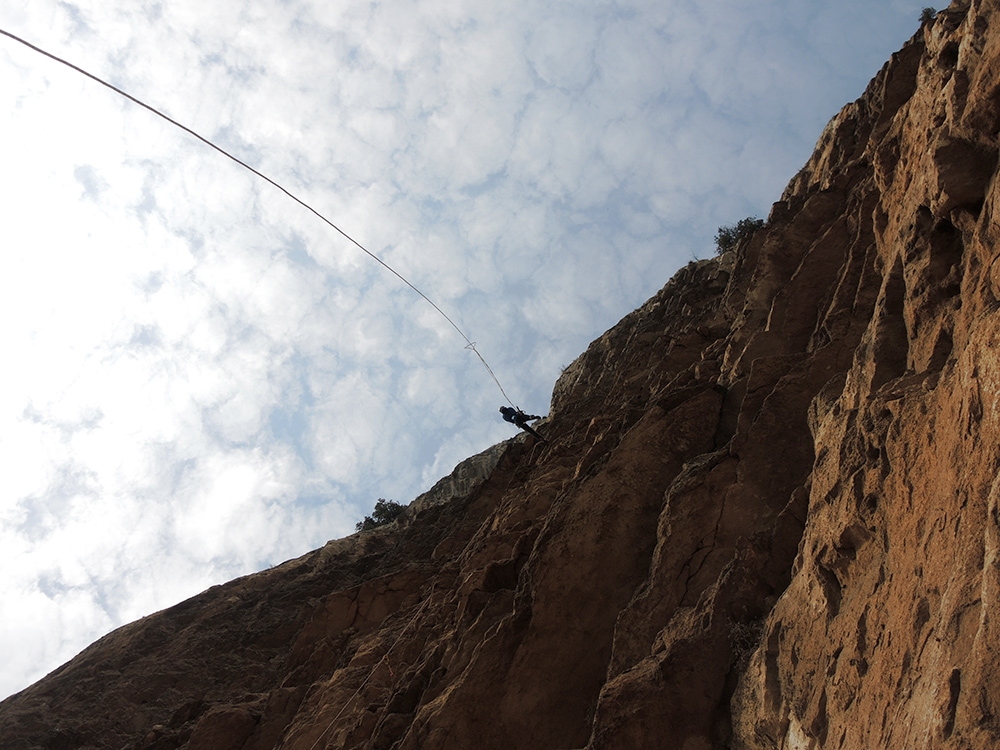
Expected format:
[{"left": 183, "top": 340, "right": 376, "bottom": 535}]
[
  {"left": 733, "top": 3, "right": 1000, "bottom": 747},
  {"left": 4, "top": 2, "right": 1000, "bottom": 748}
]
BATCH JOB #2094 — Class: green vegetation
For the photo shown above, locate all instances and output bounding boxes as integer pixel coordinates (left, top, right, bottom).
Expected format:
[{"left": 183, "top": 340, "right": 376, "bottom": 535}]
[
  {"left": 921, "top": 7, "right": 937, "bottom": 24},
  {"left": 355, "top": 498, "right": 406, "bottom": 531},
  {"left": 714, "top": 216, "right": 765, "bottom": 255}
]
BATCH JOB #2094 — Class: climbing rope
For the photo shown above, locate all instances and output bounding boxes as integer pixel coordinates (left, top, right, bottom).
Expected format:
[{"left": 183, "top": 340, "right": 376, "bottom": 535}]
[
  {"left": 0, "top": 27, "right": 518, "bottom": 409},
  {"left": 304, "top": 583, "right": 436, "bottom": 750}
]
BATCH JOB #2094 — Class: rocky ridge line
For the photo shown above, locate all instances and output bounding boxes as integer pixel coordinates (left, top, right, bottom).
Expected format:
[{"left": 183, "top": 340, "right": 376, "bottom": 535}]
[{"left": 2, "top": 2, "right": 1000, "bottom": 748}]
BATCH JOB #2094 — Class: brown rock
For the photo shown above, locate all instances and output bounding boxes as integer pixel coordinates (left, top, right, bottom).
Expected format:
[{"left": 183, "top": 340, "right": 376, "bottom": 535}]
[{"left": 5, "top": 2, "right": 1000, "bottom": 748}]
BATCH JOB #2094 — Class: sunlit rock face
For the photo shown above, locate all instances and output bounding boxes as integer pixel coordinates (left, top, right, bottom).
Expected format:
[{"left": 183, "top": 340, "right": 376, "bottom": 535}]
[
  {"left": 732, "top": 3, "right": 1000, "bottom": 748},
  {"left": 4, "top": 2, "right": 1000, "bottom": 748}
]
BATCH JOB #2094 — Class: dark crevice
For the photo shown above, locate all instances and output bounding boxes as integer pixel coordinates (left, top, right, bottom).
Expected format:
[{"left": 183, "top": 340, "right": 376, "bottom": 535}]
[
  {"left": 871, "top": 255, "right": 909, "bottom": 389},
  {"left": 943, "top": 668, "right": 961, "bottom": 739}
]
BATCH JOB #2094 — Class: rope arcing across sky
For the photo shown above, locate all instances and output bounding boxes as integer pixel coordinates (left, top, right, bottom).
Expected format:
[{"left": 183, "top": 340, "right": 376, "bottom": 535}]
[{"left": 0, "top": 27, "right": 518, "bottom": 409}]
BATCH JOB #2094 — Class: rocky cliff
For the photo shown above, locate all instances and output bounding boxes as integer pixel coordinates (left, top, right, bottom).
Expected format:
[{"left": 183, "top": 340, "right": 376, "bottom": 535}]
[{"left": 4, "top": 2, "right": 1000, "bottom": 748}]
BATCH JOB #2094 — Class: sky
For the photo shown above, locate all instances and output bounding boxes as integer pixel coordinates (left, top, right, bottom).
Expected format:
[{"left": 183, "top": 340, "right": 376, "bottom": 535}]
[{"left": 0, "top": 0, "right": 925, "bottom": 700}]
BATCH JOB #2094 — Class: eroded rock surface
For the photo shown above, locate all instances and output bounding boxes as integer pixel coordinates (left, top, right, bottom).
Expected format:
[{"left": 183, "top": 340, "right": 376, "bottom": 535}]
[{"left": 3, "top": 2, "right": 1000, "bottom": 748}]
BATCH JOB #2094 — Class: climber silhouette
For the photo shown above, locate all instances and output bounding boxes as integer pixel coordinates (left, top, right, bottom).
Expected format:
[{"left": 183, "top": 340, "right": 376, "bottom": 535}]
[{"left": 499, "top": 406, "right": 546, "bottom": 443}]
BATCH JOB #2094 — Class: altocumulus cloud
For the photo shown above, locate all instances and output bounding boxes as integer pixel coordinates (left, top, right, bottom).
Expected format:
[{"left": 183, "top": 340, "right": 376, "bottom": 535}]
[{"left": 0, "top": 0, "right": 919, "bottom": 698}]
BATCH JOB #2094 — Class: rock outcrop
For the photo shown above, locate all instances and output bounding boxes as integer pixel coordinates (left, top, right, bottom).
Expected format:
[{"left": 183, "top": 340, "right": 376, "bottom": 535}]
[{"left": 4, "top": 2, "right": 1000, "bottom": 747}]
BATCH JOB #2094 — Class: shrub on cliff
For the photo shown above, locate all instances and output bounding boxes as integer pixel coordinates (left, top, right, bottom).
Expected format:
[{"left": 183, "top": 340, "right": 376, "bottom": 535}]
[
  {"left": 730, "top": 617, "right": 766, "bottom": 669},
  {"left": 714, "top": 216, "right": 764, "bottom": 255},
  {"left": 921, "top": 7, "right": 937, "bottom": 24},
  {"left": 356, "top": 498, "right": 405, "bottom": 531}
]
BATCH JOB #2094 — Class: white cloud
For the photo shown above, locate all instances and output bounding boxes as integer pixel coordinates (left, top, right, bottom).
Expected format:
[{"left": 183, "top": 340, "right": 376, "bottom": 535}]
[{"left": 0, "top": 0, "right": 920, "bottom": 699}]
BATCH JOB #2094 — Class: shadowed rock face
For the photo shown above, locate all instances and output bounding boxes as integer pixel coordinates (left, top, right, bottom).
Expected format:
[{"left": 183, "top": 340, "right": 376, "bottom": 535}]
[{"left": 4, "top": 2, "right": 1000, "bottom": 748}]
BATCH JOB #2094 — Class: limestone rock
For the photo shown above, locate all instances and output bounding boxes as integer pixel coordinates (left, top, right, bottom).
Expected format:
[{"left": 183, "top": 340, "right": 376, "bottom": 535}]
[{"left": 4, "top": 1, "right": 1000, "bottom": 748}]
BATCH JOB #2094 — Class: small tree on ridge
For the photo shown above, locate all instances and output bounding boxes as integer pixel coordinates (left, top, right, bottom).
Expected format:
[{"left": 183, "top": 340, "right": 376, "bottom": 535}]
[
  {"left": 715, "top": 217, "right": 765, "bottom": 255},
  {"left": 356, "top": 498, "right": 406, "bottom": 532}
]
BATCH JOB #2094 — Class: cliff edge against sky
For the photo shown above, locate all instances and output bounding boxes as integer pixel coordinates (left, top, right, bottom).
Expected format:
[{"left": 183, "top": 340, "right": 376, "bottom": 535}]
[{"left": 3, "top": 1, "right": 1000, "bottom": 747}]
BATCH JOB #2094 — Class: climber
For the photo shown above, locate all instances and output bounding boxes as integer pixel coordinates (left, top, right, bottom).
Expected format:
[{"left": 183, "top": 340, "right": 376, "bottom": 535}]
[{"left": 499, "top": 406, "right": 547, "bottom": 443}]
